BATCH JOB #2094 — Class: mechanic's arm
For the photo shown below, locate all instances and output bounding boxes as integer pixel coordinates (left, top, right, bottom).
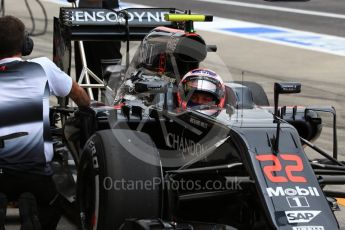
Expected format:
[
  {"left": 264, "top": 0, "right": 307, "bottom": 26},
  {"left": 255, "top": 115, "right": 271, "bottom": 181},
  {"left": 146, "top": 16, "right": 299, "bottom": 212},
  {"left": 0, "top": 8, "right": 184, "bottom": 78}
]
[
  {"left": 68, "top": 81, "right": 90, "bottom": 107},
  {"left": 30, "top": 57, "right": 91, "bottom": 107}
]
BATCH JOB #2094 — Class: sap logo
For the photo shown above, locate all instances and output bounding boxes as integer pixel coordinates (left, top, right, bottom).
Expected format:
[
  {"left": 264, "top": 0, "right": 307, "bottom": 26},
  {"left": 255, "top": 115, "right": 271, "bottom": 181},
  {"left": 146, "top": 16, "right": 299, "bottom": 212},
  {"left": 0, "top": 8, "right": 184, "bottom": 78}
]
[
  {"left": 266, "top": 186, "right": 320, "bottom": 197},
  {"left": 292, "top": 226, "right": 324, "bottom": 230},
  {"left": 285, "top": 210, "right": 321, "bottom": 223}
]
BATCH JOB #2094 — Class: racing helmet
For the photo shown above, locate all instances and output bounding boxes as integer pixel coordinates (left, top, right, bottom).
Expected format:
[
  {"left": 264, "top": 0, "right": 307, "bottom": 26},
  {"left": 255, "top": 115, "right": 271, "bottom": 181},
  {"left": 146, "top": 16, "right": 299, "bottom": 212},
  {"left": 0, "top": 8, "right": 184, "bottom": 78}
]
[{"left": 177, "top": 69, "right": 226, "bottom": 109}]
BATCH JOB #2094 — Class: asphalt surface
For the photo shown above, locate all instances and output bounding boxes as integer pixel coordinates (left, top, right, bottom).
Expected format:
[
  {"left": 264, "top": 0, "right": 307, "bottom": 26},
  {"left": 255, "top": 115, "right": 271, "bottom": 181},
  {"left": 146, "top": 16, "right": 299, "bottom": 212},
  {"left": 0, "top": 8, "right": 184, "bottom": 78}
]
[
  {"left": 127, "top": 0, "right": 345, "bottom": 37},
  {"left": 2, "top": 0, "right": 345, "bottom": 229},
  {"left": 126, "top": 0, "right": 345, "bottom": 155}
]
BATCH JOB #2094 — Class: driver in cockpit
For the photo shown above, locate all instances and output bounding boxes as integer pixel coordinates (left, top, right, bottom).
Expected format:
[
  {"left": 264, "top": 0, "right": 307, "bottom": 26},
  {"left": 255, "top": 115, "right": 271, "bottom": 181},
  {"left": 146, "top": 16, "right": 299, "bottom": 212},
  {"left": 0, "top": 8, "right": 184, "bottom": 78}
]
[{"left": 177, "top": 68, "right": 226, "bottom": 110}]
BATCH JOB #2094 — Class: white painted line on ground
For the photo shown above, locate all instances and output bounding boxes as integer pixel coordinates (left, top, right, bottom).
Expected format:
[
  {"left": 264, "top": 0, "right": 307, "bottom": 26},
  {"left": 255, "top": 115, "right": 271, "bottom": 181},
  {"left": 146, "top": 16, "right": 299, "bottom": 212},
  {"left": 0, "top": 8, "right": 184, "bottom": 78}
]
[
  {"left": 196, "top": 17, "right": 345, "bottom": 57},
  {"left": 194, "top": 0, "right": 345, "bottom": 20},
  {"left": 44, "top": 0, "right": 345, "bottom": 57}
]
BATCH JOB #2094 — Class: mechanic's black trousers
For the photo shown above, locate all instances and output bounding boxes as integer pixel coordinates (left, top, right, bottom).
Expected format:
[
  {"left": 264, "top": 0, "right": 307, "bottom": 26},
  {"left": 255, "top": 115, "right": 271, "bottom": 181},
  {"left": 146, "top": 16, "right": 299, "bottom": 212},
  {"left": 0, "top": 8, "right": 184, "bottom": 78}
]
[{"left": 0, "top": 168, "right": 62, "bottom": 230}]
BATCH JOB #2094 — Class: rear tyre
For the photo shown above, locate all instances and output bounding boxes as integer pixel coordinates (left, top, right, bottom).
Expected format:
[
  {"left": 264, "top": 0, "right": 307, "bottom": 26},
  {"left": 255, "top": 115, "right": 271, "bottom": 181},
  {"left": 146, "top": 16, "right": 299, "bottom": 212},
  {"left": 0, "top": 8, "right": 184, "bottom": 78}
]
[
  {"left": 234, "top": 81, "right": 269, "bottom": 106},
  {"left": 77, "top": 129, "right": 162, "bottom": 230}
]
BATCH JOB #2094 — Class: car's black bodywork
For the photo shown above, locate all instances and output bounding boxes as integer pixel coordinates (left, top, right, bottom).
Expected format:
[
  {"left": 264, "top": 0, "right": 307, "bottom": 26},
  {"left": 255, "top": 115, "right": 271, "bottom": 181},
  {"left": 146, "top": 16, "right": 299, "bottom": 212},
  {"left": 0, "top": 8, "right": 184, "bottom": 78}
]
[{"left": 51, "top": 6, "right": 345, "bottom": 230}]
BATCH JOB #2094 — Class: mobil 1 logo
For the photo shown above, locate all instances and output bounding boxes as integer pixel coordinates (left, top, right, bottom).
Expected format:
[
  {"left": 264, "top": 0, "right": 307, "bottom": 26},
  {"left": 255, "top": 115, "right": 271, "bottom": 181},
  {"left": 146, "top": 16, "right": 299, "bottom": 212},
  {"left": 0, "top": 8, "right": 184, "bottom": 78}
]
[
  {"left": 266, "top": 186, "right": 320, "bottom": 197},
  {"left": 286, "top": 196, "right": 309, "bottom": 208}
]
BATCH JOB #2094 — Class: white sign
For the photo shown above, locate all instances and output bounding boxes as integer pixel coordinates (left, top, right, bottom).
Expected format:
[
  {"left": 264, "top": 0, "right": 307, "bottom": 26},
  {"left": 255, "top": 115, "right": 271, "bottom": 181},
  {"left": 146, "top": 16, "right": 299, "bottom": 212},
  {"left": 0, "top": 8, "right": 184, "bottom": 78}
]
[
  {"left": 285, "top": 210, "right": 321, "bottom": 223},
  {"left": 266, "top": 186, "right": 320, "bottom": 197}
]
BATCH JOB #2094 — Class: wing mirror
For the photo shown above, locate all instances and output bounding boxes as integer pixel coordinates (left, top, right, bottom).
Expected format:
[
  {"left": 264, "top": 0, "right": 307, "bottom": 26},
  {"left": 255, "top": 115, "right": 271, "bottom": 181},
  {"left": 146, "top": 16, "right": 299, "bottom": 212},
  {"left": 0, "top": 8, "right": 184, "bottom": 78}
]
[{"left": 274, "top": 82, "right": 301, "bottom": 117}]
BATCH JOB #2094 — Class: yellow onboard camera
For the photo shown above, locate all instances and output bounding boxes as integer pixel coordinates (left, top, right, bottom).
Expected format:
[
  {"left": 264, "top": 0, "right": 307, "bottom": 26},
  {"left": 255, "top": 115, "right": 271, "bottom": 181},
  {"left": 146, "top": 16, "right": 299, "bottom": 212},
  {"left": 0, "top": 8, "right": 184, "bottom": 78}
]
[{"left": 164, "top": 13, "right": 213, "bottom": 33}]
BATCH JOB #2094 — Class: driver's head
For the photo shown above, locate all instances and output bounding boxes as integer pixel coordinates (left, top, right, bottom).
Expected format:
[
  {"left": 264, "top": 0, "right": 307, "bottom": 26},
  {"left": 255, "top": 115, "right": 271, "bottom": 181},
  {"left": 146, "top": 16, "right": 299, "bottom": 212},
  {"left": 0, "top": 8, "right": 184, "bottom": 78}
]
[
  {"left": 0, "top": 16, "right": 25, "bottom": 59},
  {"left": 178, "top": 69, "right": 225, "bottom": 109}
]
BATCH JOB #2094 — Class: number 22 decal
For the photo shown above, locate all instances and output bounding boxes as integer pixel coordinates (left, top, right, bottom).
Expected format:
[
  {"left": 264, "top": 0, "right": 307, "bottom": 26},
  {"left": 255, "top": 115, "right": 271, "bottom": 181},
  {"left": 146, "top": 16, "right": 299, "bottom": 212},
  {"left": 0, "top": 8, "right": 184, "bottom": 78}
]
[{"left": 256, "top": 154, "right": 306, "bottom": 183}]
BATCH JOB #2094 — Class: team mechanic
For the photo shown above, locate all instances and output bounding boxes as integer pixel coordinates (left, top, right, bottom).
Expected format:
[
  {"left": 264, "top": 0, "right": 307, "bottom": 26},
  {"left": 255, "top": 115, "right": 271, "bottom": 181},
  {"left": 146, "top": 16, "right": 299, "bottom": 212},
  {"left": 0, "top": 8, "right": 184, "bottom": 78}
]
[{"left": 0, "top": 16, "right": 90, "bottom": 229}]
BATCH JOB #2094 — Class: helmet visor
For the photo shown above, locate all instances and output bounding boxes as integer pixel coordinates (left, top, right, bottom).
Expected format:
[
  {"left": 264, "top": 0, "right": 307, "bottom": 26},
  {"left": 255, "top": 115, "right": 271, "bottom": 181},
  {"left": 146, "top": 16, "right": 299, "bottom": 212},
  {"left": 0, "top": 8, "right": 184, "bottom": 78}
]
[
  {"left": 182, "top": 76, "right": 223, "bottom": 108},
  {"left": 183, "top": 76, "right": 219, "bottom": 96}
]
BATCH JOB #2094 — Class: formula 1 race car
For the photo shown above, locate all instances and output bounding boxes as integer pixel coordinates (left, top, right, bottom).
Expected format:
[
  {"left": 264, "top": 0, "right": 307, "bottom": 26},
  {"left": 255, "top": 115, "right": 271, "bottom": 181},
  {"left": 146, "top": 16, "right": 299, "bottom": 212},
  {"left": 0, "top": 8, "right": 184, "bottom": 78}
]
[{"left": 50, "top": 4, "right": 345, "bottom": 230}]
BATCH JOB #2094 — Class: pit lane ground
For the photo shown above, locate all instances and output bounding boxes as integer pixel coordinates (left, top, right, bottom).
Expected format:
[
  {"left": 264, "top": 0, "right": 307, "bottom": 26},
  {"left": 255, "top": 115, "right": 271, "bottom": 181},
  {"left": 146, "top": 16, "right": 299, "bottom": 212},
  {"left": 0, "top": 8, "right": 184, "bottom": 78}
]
[{"left": 3, "top": 0, "right": 345, "bottom": 229}]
